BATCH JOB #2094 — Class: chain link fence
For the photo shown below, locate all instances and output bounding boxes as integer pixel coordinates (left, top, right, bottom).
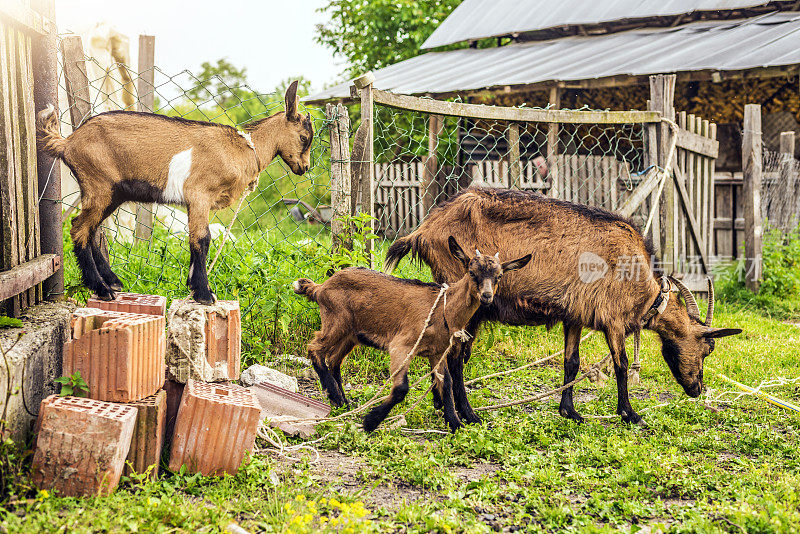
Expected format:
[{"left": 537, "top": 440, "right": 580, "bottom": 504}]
[
  {"left": 56, "top": 52, "right": 338, "bottom": 369},
  {"left": 762, "top": 144, "right": 800, "bottom": 232},
  {"left": 371, "top": 102, "right": 650, "bottom": 249}
]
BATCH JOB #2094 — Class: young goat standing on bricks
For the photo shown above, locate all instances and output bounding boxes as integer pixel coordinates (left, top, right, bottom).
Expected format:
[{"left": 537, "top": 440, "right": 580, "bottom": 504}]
[
  {"left": 293, "top": 237, "right": 531, "bottom": 432},
  {"left": 37, "top": 81, "right": 313, "bottom": 304}
]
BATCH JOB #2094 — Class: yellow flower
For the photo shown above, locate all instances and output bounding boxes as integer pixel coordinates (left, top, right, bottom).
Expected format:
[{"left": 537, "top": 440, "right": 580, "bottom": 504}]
[
  {"left": 37, "top": 490, "right": 50, "bottom": 500},
  {"left": 295, "top": 494, "right": 306, "bottom": 502}
]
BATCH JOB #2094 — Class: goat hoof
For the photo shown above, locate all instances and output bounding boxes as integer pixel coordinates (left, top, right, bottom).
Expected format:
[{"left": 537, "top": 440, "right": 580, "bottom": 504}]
[
  {"left": 94, "top": 286, "right": 116, "bottom": 301},
  {"left": 619, "top": 410, "right": 643, "bottom": 425},
  {"left": 461, "top": 413, "right": 482, "bottom": 425},
  {"left": 362, "top": 415, "right": 381, "bottom": 433},
  {"left": 192, "top": 290, "right": 216, "bottom": 305},
  {"left": 109, "top": 282, "right": 124, "bottom": 291},
  {"left": 559, "top": 407, "right": 584, "bottom": 423}
]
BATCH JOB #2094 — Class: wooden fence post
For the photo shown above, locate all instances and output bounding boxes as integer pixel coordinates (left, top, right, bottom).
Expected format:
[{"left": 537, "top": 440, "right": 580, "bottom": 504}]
[
  {"left": 778, "top": 131, "right": 796, "bottom": 231},
  {"left": 546, "top": 87, "right": 560, "bottom": 197},
  {"left": 134, "top": 35, "right": 155, "bottom": 243},
  {"left": 353, "top": 72, "right": 375, "bottom": 266},
  {"left": 31, "top": 0, "right": 62, "bottom": 301},
  {"left": 649, "top": 74, "right": 676, "bottom": 274},
  {"left": 742, "top": 104, "right": 763, "bottom": 292},
  {"left": 508, "top": 122, "right": 521, "bottom": 189},
  {"left": 327, "top": 103, "right": 352, "bottom": 253},
  {"left": 422, "top": 114, "right": 442, "bottom": 212},
  {"left": 61, "top": 35, "right": 111, "bottom": 265}
]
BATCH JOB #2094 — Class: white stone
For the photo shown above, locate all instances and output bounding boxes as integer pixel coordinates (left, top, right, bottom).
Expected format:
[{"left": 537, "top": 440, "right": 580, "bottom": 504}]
[{"left": 240, "top": 364, "right": 298, "bottom": 393}]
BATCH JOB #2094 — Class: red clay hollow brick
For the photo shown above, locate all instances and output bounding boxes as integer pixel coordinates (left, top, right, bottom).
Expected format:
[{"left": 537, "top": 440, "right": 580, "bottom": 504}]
[
  {"left": 64, "top": 308, "right": 166, "bottom": 402},
  {"left": 166, "top": 299, "right": 241, "bottom": 383},
  {"left": 168, "top": 380, "right": 261, "bottom": 476},
  {"left": 31, "top": 395, "right": 136, "bottom": 497},
  {"left": 125, "top": 389, "right": 167, "bottom": 480},
  {"left": 87, "top": 292, "right": 167, "bottom": 316}
]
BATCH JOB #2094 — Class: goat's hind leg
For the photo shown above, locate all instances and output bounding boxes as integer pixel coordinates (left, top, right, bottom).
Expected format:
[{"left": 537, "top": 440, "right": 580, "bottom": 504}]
[
  {"left": 308, "top": 333, "right": 348, "bottom": 407},
  {"left": 559, "top": 322, "right": 584, "bottom": 422},
  {"left": 363, "top": 350, "right": 410, "bottom": 433},
  {"left": 71, "top": 194, "right": 116, "bottom": 300},
  {"left": 91, "top": 201, "right": 125, "bottom": 291}
]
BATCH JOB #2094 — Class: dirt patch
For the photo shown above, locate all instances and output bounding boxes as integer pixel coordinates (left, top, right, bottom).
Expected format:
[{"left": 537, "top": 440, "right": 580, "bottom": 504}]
[{"left": 454, "top": 461, "right": 503, "bottom": 482}]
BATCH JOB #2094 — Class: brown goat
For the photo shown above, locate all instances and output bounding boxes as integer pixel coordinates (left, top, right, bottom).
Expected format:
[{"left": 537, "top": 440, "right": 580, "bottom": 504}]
[
  {"left": 384, "top": 187, "right": 741, "bottom": 425},
  {"left": 37, "top": 81, "right": 313, "bottom": 304},
  {"left": 294, "top": 237, "right": 531, "bottom": 432}
]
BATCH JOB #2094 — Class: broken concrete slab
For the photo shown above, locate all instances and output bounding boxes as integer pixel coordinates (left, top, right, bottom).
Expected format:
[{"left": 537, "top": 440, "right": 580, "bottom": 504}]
[
  {"left": 0, "top": 301, "right": 73, "bottom": 443},
  {"left": 248, "top": 381, "right": 330, "bottom": 438},
  {"left": 240, "top": 364, "right": 298, "bottom": 392},
  {"left": 166, "top": 299, "right": 241, "bottom": 383},
  {"left": 32, "top": 395, "right": 136, "bottom": 496}
]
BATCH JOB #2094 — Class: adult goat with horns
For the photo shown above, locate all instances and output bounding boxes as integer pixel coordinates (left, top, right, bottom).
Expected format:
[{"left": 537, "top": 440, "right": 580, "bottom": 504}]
[
  {"left": 385, "top": 188, "right": 742, "bottom": 424},
  {"left": 37, "top": 81, "right": 313, "bottom": 304}
]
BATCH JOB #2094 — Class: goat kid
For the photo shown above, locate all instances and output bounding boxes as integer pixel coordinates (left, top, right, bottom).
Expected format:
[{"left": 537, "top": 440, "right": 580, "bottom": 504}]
[
  {"left": 293, "top": 237, "right": 531, "bottom": 433},
  {"left": 385, "top": 187, "right": 742, "bottom": 425},
  {"left": 37, "top": 81, "right": 313, "bottom": 304}
]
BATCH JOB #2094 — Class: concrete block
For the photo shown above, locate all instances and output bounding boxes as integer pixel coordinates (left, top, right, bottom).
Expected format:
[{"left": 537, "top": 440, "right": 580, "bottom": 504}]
[
  {"left": 0, "top": 301, "right": 73, "bottom": 443},
  {"left": 248, "top": 382, "right": 330, "bottom": 438},
  {"left": 64, "top": 308, "right": 166, "bottom": 402},
  {"left": 31, "top": 395, "right": 136, "bottom": 496},
  {"left": 125, "top": 390, "right": 167, "bottom": 479},
  {"left": 240, "top": 364, "right": 298, "bottom": 392},
  {"left": 169, "top": 380, "right": 261, "bottom": 476},
  {"left": 166, "top": 299, "right": 241, "bottom": 383},
  {"left": 87, "top": 292, "right": 167, "bottom": 316}
]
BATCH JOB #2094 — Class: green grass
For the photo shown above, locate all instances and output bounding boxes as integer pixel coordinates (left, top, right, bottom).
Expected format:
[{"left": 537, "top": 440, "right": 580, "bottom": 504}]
[{"left": 5, "top": 288, "right": 800, "bottom": 531}]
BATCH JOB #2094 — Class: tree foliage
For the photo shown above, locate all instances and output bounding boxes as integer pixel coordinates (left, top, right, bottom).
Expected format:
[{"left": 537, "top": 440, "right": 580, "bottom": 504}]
[{"left": 315, "top": 0, "right": 461, "bottom": 78}]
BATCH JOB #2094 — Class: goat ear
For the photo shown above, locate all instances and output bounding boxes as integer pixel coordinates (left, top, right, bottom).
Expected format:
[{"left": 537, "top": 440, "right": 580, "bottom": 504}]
[
  {"left": 448, "top": 236, "right": 469, "bottom": 267},
  {"left": 285, "top": 80, "right": 299, "bottom": 121},
  {"left": 703, "top": 328, "right": 742, "bottom": 339},
  {"left": 501, "top": 254, "right": 531, "bottom": 273}
]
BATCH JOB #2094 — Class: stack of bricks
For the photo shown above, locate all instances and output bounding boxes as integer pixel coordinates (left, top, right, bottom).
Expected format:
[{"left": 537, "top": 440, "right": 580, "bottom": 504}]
[{"left": 34, "top": 292, "right": 258, "bottom": 496}]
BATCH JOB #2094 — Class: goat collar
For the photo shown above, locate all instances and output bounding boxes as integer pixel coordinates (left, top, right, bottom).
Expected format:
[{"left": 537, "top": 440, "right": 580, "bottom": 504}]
[
  {"left": 642, "top": 277, "right": 670, "bottom": 325},
  {"left": 237, "top": 130, "right": 262, "bottom": 171}
]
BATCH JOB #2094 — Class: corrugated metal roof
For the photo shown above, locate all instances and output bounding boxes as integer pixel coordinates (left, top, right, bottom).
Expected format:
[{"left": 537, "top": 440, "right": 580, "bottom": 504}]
[
  {"left": 305, "top": 12, "right": 800, "bottom": 102},
  {"left": 421, "top": 0, "right": 782, "bottom": 49}
]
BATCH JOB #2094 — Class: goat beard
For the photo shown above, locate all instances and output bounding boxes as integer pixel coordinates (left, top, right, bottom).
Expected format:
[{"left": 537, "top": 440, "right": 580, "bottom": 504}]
[{"left": 660, "top": 337, "right": 703, "bottom": 397}]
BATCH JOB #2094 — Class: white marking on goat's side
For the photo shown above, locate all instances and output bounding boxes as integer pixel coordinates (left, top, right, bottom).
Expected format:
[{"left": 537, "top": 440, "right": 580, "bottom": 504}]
[
  {"left": 236, "top": 130, "right": 256, "bottom": 150},
  {"left": 164, "top": 148, "right": 192, "bottom": 204}
]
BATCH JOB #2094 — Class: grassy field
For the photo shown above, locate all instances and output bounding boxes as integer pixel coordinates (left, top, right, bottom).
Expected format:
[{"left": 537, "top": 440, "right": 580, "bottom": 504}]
[{"left": 5, "top": 266, "right": 800, "bottom": 532}]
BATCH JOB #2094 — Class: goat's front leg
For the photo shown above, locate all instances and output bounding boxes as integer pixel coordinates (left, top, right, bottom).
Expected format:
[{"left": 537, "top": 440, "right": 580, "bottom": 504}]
[
  {"left": 449, "top": 314, "right": 483, "bottom": 424},
  {"left": 429, "top": 355, "right": 461, "bottom": 432},
  {"left": 559, "top": 322, "right": 584, "bottom": 422},
  {"left": 605, "top": 328, "right": 642, "bottom": 425},
  {"left": 186, "top": 202, "right": 214, "bottom": 304},
  {"left": 363, "top": 350, "right": 410, "bottom": 433},
  {"left": 71, "top": 192, "right": 116, "bottom": 300}
]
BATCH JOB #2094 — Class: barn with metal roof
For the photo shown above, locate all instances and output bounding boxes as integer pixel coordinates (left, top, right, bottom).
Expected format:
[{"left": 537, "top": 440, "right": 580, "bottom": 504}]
[{"left": 306, "top": 0, "right": 800, "bottom": 169}]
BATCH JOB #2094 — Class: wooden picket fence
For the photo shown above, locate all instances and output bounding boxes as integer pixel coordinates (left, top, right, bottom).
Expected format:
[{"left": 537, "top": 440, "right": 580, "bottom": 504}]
[{"left": 0, "top": 1, "right": 62, "bottom": 316}]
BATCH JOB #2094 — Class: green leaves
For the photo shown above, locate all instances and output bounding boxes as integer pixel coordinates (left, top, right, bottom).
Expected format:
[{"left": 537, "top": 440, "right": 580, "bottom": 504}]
[
  {"left": 0, "top": 317, "right": 22, "bottom": 329},
  {"left": 55, "top": 371, "right": 89, "bottom": 398}
]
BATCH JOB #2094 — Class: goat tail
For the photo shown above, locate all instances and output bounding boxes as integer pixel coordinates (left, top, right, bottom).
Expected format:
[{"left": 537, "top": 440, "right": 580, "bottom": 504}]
[
  {"left": 37, "top": 104, "right": 67, "bottom": 158},
  {"left": 292, "top": 278, "right": 321, "bottom": 302},
  {"left": 384, "top": 236, "right": 413, "bottom": 274}
]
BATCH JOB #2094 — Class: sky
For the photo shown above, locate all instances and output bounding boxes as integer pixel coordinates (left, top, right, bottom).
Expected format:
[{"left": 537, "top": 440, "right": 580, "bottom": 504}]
[{"left": 54, "top": 0, "right": 345, "bottom": 94}]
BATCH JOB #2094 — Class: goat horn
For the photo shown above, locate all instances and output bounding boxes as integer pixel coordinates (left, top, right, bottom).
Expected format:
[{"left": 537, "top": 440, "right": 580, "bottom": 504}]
[
  {"left": 705, "top": 277, "right": 714, "bottom": 326},
  {"left": 668, "top": 276, "right": 701, "bottom": 322}
]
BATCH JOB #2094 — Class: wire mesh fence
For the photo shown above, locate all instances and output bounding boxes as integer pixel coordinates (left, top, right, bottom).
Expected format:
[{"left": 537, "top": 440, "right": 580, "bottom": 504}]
[
  {"left": 762, "top": 145, "right": 800, "bottom": 232},
  {"left": 371, "top": 102, "right": 650, "bottom": 248},
  {"left": 56, "top": 50, "right": 339, "bottom": 369}
]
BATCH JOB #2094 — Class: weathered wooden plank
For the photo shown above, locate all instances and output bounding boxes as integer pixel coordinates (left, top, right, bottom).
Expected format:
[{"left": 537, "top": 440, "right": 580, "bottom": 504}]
[
  {"left": 714, "top": 183, "right": 733, "bottom": 257},
  {"left": 508, "top": 122, "right": 520, "bottom": 189},
  {"left": 7, "top": 26, "right": 27, "bottom": 310},
  {"left": 422, "top": 114, "right": 442, "bottom": 212},
  {"left": 0, "top": 254, "right": 60, "bottom": 302},
  {"left": 676, "top": 127, "right": 719, "bottom": 159},
  {"left": 706, "top": 123, "right": 716, "bottom": 260},
  {"left": 134, "top": 35, "right": 156, "bottom": 243},
  {"left": 672, "top": 163, "right": 708, "bottom": 271},
  {"left": 371, "top": 88, "right": 662, "bottom": 125},
  {"left": 742, "top": 104, "right": 763, "bottom": 291},
  {"left": 60, "top": 35, "right": 92, "bottom": 128},
  {"left": 20, "top": 30, "right": 41, "bottom": 303},
  {"left": 547, "top": 87, "right": 560, "bottom": 197},
  {"left": 0, "top": 22, "right": 17, "bottom": 310},
  {"left": 617, "top": 166, "right": 663, "bottom": 218}
]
